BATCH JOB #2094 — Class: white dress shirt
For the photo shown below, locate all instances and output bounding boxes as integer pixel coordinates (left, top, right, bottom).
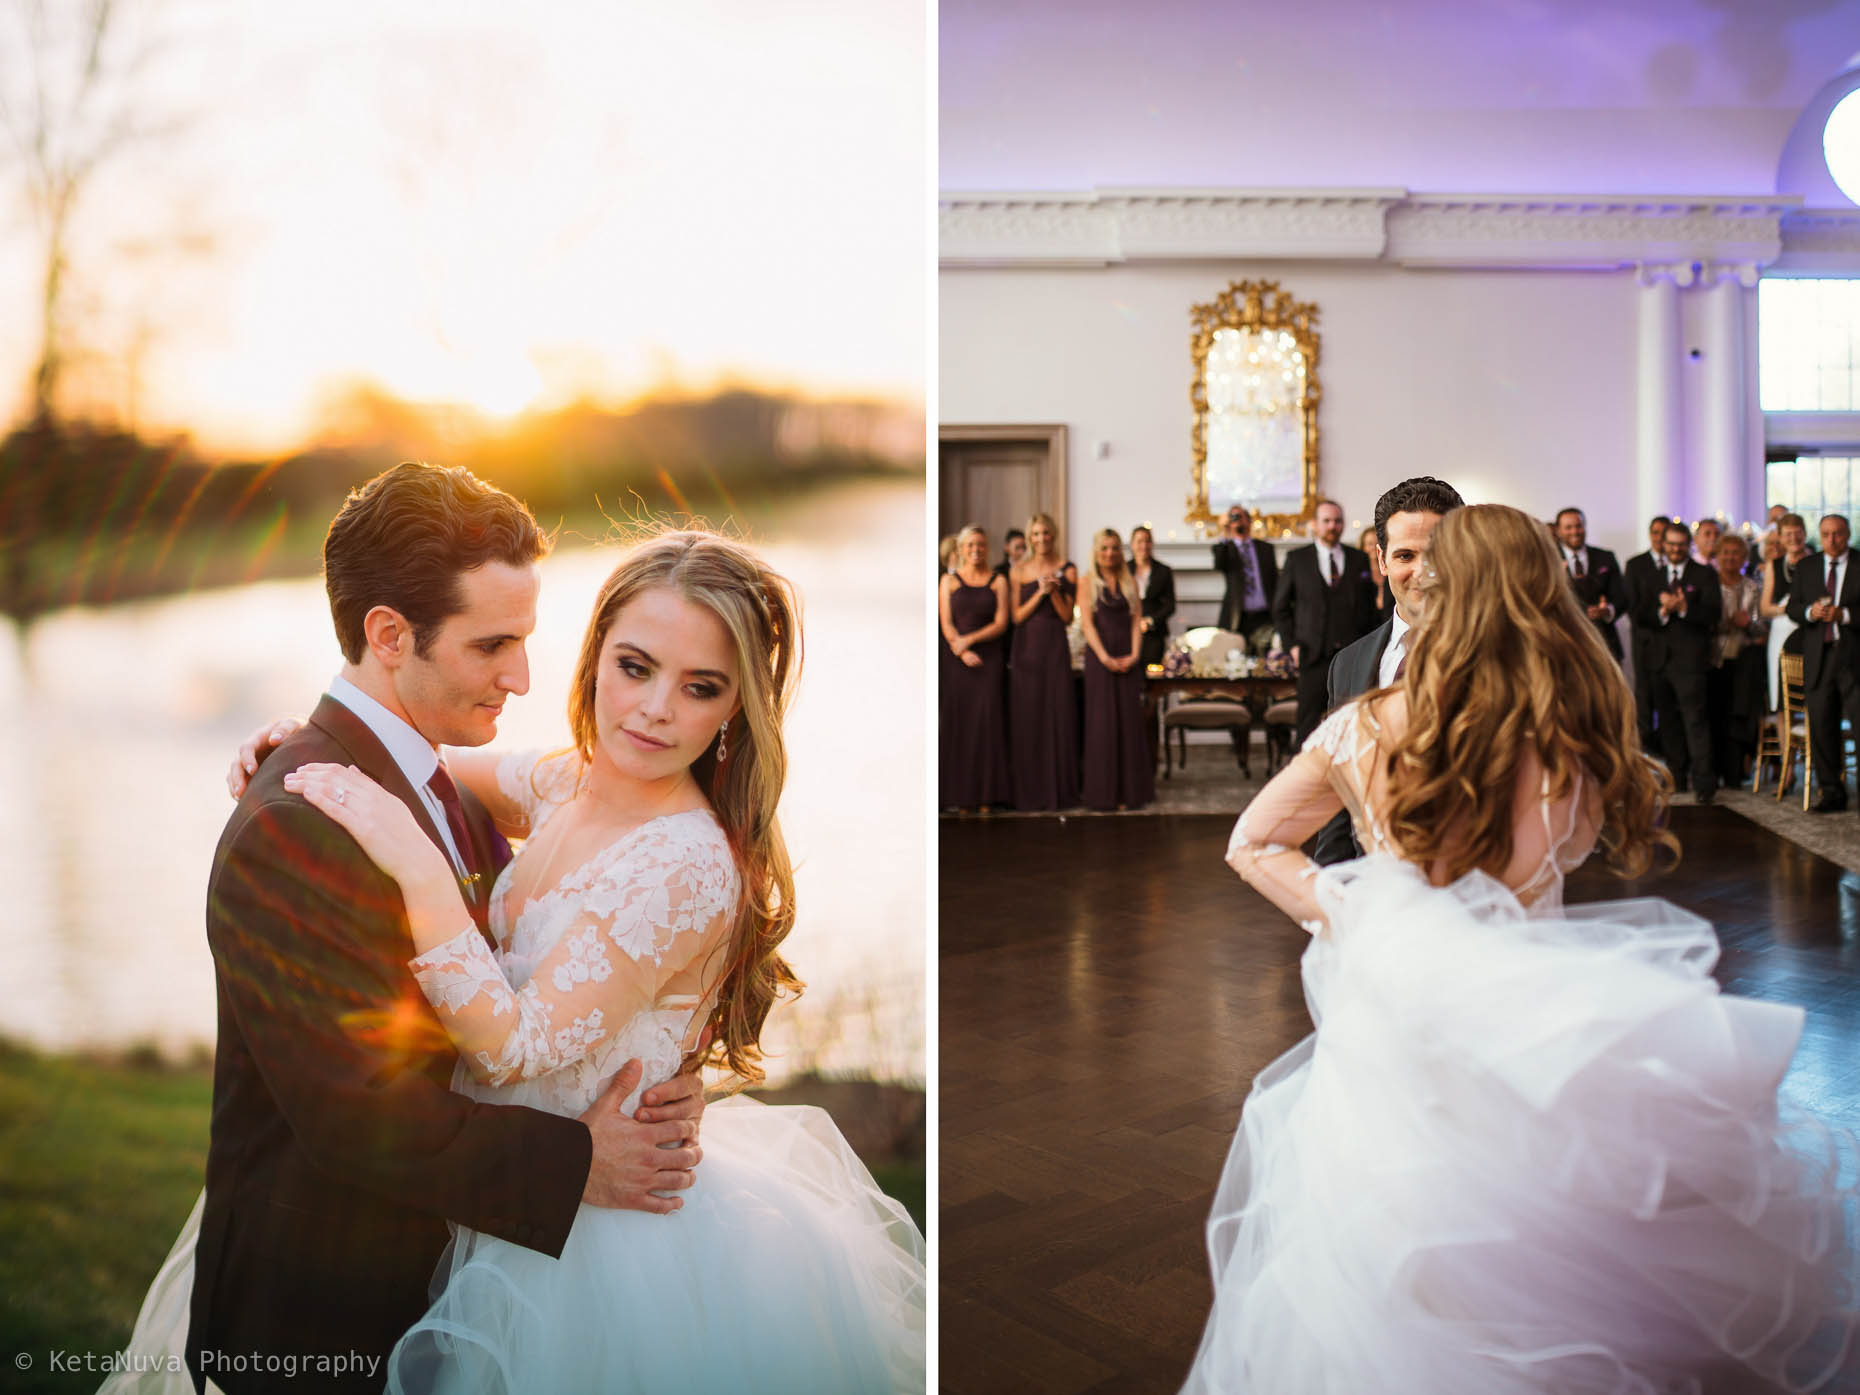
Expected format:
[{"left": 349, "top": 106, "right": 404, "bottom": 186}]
[
  {"left": 1825, "top": 552, "right": 1850, "bottom": 638},
  {"left": 1377, "top": 610, "right": 1412, "bottom": 689},
  {"left": 328, "top": 674, "right": 472, "bottom": 880}
]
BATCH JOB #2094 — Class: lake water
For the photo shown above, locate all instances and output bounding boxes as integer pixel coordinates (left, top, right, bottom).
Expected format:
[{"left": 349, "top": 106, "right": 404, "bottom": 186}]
[{"left": 0, "top": 479, "right": 925, "bottom": 1085}]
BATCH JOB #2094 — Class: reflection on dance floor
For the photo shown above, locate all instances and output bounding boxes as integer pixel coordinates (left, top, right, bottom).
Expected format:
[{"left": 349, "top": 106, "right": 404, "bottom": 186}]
[{"left": 938, "top": 806, "right": 1860, "bottom": 1394}]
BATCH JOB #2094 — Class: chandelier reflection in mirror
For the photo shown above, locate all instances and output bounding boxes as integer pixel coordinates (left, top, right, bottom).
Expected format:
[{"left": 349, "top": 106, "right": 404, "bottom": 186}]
[{"left": 1188, "top": 280, "right": 1321, "bottom": 538}]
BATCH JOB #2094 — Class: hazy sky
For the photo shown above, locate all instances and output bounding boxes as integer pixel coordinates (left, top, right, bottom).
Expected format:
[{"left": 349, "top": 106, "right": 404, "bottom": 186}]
[{"left": 0, "top": 0, "right": 926, "bottom": 453}]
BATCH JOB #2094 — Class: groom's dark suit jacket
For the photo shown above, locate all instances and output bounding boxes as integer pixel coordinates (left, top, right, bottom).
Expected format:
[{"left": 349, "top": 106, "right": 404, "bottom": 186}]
[
  {"left": 1310, "top": 618, "right": 1394, "bottom": 867},
  {"left": 188, "top": 695, "right": 591, "bottom": 1395}
]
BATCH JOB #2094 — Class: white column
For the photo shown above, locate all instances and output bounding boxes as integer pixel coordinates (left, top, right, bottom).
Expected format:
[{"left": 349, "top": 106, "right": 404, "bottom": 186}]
[
  {"left": 1696, "top": 261, "right": 1760, "bottom": 530},
  {"left": 1636, "top": 262, "right": 1691, "bottom": 530}
]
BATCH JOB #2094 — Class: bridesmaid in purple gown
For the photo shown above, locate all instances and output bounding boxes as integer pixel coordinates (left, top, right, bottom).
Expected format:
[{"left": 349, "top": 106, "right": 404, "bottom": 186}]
[
  {"left": 1010, "top": 512, "right": 1081, "bottom": 810},
  {"left": 1080, "top": 528, "right": 1155, "bottom": 811},
  {"left": 939, "top": 525, "right": 1012, "bottom": 810}
]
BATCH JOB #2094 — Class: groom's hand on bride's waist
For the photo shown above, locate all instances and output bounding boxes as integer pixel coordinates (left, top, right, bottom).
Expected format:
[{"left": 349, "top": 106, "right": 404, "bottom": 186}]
[{"left": 579, "top": 1058, "right": 705, "bottom": 1214}]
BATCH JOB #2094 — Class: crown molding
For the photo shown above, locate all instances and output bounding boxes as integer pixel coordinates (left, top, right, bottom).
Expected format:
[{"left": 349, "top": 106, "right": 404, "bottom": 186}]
[
  {"left": 941, "top": 189, "right": 1806, "bottom": 272},
  {"left": 939, "top": 189, "right": 1402, "bottom": 265},
  {"left": 1771, "top": 209, "right": 1860, "bottom": 272}
]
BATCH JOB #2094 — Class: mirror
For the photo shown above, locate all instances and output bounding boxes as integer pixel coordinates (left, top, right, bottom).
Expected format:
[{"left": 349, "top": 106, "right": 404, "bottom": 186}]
[{"left": 1188, "top": 279, "right": 1321, "bottom": 538}]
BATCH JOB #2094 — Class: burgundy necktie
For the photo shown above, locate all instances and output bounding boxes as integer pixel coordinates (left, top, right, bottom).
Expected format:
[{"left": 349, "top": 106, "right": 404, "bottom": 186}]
[
  {"left": 1570, "top": 552, "right": 1585, "bottom": 579},
  {"left": 1325, "top": 550, "right": 1338, "bottom": 588},
  {"left": 427, "top": 763, "right": 481, "bottom": 899}
]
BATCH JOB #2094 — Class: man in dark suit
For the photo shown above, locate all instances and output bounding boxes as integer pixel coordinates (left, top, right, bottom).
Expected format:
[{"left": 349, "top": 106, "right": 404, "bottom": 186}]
[
  {"left": 1786, "top": 513, "right": 1860, "bottom": 813},
  {"left": 1622, "top": 514, "right": 1673, "bottom": 748},
  {"left": 1634, "top": 519, "right": 1722, "bottom": 805},
  {"left": 1312, "top": 476, "right": 1465, "bottom": 866},
  {"left": 1553, "top": 507, "right": 1627, "bottom": 662},
  {"left": 1211, "top": 503, "right": 1278, "bottom": 650},
  {"left": 1272, "top": 498, "right": 1379, "bottom": 745},
  {"left": 190, "top": 465, "right": 706, "bottom": 1394}
]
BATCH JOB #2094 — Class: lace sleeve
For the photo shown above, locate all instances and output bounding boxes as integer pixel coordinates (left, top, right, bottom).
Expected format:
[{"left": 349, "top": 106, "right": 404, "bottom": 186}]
[
  {"left": 1225, "top": 705, "right": 1357, "bottom": 936},
  {"left": 407, "top": 818, "right": 738, "bottom": 1085},
  {"left": 492, "top": 749, "right": 581, "bottom": 837}
]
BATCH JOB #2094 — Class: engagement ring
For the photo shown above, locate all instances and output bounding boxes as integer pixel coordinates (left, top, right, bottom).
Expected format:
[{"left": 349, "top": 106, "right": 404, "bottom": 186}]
[{"left": 335, "top": 788, "right": 347, "bottom": 805}]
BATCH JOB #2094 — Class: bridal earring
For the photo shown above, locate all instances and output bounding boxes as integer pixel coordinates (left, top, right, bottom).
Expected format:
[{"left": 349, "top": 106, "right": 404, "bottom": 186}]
[{"left": 716, "top": 720, "right": 729, "bottom": 761}]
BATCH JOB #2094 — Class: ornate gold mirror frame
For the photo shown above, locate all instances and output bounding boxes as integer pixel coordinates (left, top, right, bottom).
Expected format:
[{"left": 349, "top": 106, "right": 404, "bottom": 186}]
[{"left": 1187, "top": 279, "right": 1322, "bottom": 538}]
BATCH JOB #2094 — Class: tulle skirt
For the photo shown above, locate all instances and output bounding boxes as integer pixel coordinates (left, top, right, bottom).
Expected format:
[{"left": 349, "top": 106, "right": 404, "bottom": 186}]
[
  {"left": 385, "top": 1096, "right": 925, "bottom": 1394},
  {"left": 103, "top": 1100, "right": 923, "bottom": 1395},
  {"left": 1183, "top": 857, "right": 1860, "bottom": 1395}
]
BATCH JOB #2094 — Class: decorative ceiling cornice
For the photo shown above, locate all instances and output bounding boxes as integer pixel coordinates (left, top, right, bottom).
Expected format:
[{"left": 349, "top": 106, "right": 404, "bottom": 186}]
[
  {"left": 1774, "top": 209, "right": 1860, "bottom": 271},
  {"left": 940, "top": 189, "right": 1808, "bottom": 271}
]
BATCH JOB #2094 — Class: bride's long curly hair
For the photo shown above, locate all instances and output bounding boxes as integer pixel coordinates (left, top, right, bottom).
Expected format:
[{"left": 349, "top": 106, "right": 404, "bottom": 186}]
[
  {"left": 1379, "top": 503, "right": 1676, "bottom": 883},
  {"left": 564, "top": 530, "right": 804, "bottom": 1086}
]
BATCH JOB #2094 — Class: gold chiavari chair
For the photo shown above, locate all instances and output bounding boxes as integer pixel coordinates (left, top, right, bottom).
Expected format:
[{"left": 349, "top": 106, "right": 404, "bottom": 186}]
[{"left": 1765, "top": 652, "right": 1811, "bottom": 809}]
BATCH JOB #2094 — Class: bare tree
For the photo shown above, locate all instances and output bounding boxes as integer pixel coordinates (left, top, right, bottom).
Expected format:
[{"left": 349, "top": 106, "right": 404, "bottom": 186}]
[{"left": 0, "top": 0, "right": 173, "bottom": 424}]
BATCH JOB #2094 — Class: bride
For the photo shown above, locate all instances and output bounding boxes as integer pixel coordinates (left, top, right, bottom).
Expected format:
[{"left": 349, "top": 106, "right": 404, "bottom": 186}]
[
  {"left": 1186, "top": 503, "right": 1857, "bottom": 1394},
  {"left": 115, "top": 530, "right": 924, "bottom": 1394}
]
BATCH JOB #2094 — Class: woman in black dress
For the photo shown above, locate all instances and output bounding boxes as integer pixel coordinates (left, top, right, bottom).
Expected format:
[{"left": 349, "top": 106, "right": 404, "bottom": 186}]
[
  {"left": 1080, "top": 527, "right": 1155, "bottom": 811},
  {"left": 1010, "top": 511, "right": 1081, "bottom": 810},
  {"left": 940, "top": 525, "right": 1012, "bottom": 811},
  {"left": 1131, "top": 525, "right": 1175, "bottom": 670},
  {"left": 1759, "top": 511, "right": 1809, "bottom": 655}
]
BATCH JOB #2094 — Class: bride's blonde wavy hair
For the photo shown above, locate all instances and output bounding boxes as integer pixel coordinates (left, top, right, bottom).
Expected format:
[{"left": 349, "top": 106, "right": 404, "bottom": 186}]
[
  {"left": 564, "top": 530, "right": 803, "bottom": 1086},
  {"left": 1378, "top": 503, "right": 1676, "bottom": 883}
]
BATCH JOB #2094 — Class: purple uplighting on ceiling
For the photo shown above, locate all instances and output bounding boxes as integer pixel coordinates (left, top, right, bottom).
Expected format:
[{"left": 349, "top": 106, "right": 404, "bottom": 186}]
[{"left": 941, "top": 0, "right": 1860, "bottom": 195}]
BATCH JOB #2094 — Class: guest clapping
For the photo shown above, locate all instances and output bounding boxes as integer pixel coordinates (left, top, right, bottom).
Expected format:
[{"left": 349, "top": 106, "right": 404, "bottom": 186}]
[
  {"left": 1010, "top": 512, "right": 1081, "bottom": 810},
  {"left": 1130, "top": 526, "right": 1176, "bottom": 669},
  {"left": 1786, "top": 514, "right": 1860, "bottom": 814},
  {"left": 1553, "top": 507, "right": 1627, "bottom": 663},
  {"left": 1079, "top": 529, "right": 1154, "bottom": 811},
  {"left": 1707, "top": 534, "right": 1766, "bottom": 788},
  {"left": 940, "top": 526, "right": 1011, "bottom": 811},
  {"left": 1635, "top": 521, "right": 1722, "bottom": 803}
]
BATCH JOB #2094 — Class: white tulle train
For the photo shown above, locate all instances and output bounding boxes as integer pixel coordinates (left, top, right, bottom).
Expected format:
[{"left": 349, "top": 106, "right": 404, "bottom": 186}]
[{"left": 1183, "top": 857, "right": 1860, "bottom": 1395}]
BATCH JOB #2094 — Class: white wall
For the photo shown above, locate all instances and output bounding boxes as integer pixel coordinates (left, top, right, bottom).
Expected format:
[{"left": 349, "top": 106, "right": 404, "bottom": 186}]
[{"left": 941, "top": 260, "right": 1654, "bottom": 561}]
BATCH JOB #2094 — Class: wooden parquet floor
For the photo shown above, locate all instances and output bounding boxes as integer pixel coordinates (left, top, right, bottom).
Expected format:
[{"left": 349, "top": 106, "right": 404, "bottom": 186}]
[{"left": 938, "top": 807, "right": 1860, "bottom": 1394}]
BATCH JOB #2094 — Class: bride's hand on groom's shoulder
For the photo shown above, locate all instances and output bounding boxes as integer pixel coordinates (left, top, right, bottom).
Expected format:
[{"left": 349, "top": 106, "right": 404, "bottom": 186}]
[
  {"left": 284, "top": 762, "right": 449, "bottom": 893},
  {"left": 579, "top": 1061, "right": 704, "bottom": 1214},
  {"left": 226, "top": 715, "right": 305, "bottom": 798}
]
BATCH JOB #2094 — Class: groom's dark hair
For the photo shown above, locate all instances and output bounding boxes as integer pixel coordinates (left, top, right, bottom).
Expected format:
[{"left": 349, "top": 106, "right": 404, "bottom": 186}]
[
  {"left": 324, "top": 462, "right": 550, "bottom": 663},
  {"left": 1373, "top": 476, "right": 1464, "bottom": 552}
]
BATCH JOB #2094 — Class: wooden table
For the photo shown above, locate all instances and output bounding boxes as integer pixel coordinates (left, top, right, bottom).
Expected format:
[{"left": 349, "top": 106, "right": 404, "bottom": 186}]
[{"left": 1142, "top": 672, "right": 1297, "bottom": 776}]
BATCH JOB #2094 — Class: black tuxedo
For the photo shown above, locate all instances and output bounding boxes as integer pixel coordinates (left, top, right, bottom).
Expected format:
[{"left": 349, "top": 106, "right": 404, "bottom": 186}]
[
  {"left": 1622, "top": 549, "right": 1664, "bottom": 746},
  {"left": 1561, "top": 545, "right": 1627, "bottom": 661},
  {"left": 1633, "top": 558, "right": 1722, "bottom": 797},
  {"left": 1311, "top": 618, "right": 1394, "bottom": 866},
  {"left": 1211, "top": 535, "right": 1278, "bottom": 636},
  {"left": 1137, "top": 560, "right": 1176, "bottom": 668},
  {"left": 189, "top": 695, "right": 590, "bottom": 1395},
  {"left": 1786, "top": 551, "right": 1860, "bottom": 801},
  {"left": 1272, "top": 543, "right": 1380, "bottom": 745}
]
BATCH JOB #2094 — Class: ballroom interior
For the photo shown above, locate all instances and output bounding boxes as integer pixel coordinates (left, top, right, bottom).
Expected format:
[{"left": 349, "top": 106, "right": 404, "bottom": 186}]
[{"left": 938, "top": 2, "right": 1860, "bottom": 1390}]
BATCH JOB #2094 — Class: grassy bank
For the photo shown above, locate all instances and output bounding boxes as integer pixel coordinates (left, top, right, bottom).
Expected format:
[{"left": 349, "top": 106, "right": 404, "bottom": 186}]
[{"left": 0, "top": 1044, "right": 923, "bottom": 1393}]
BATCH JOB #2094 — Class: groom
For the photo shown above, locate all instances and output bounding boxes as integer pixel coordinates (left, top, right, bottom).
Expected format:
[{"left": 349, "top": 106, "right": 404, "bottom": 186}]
[
  {"left": 1312, "top": 476, "right": 1465, "bottom": 866},
  {"left": 187, "top": 464, "right": 707, "bottom": 1394}
]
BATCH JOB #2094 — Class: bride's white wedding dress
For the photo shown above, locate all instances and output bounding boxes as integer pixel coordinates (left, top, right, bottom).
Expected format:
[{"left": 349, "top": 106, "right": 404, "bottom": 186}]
[
  {"left": 105, "top": 751, "right": 924, "bottom": 1395},
  {"left": 1183, "top": 695, "right": 1858, "bottom": 1395}
]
